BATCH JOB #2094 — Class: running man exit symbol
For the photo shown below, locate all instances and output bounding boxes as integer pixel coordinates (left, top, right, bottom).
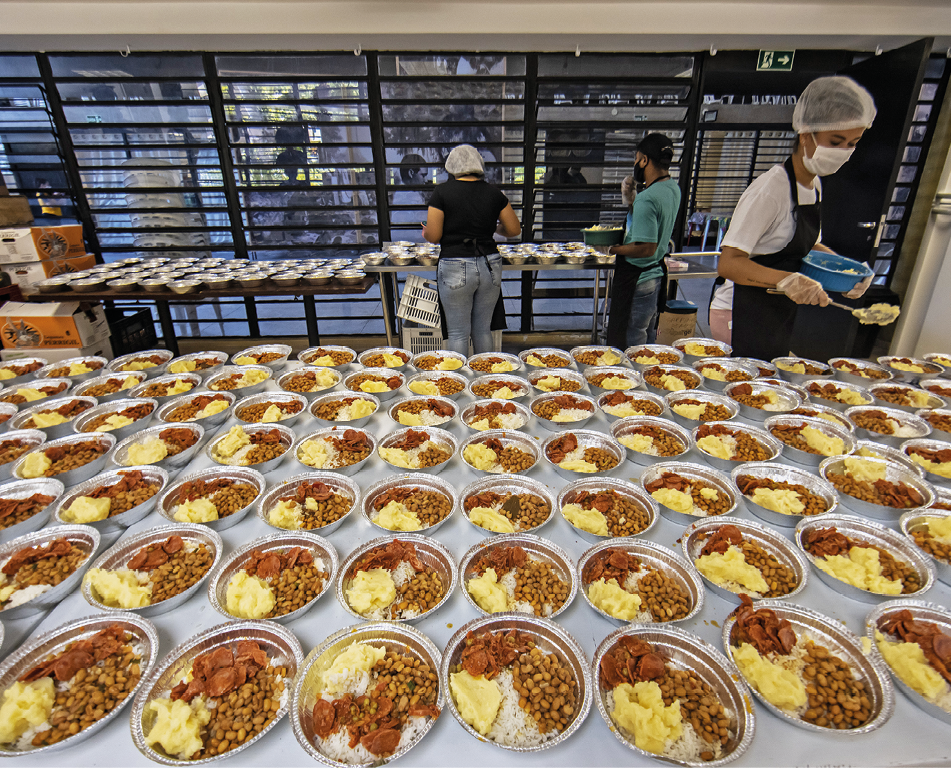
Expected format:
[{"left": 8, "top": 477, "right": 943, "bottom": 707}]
[{"left": 757, "top": 50, "right": 795, "bottom": 71}]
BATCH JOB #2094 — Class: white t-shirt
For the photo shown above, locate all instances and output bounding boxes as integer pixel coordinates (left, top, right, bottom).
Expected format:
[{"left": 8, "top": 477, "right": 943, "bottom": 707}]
[{"left": 711, "top": 164, "right": 820, "bottom": 311}]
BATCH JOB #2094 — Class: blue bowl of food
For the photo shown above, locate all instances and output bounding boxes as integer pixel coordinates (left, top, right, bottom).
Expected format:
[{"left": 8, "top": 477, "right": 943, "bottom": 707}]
[{"left": 800, "top": 251, "right": 874, "bottom": 293}]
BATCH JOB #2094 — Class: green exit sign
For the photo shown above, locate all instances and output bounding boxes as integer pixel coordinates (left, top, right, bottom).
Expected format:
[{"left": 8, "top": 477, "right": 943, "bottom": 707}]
[{"left": 757, "top": 50, "right": 795, "bottom": 71}]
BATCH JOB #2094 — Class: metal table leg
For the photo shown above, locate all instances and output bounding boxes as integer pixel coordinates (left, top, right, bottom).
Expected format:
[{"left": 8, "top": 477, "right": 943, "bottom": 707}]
[
  {"left": 378, "top": 273, "right": 395, "bottom": 346},
  {"left": 244, "top": 296, "right": 260, "bottom": 338},
  {"left": 303, "top": 296, "right": 320, "bottom": 346},
  {"left": 590, "top": 269, "right": 601, "bottom": 343},
  {"left": 156, "top": 301, "right": 179, "bottom": 356}
]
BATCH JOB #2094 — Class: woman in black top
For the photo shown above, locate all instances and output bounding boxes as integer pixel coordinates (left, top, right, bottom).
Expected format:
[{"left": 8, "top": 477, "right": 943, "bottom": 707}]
[{"left": 422, "top": 145, "right": 521, "bottom": 355}]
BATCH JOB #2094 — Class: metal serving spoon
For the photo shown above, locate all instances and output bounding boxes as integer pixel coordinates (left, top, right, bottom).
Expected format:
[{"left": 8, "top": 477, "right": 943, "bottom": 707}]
[{"left": 767, "top": 290, "right": 900, "bottom": 326}]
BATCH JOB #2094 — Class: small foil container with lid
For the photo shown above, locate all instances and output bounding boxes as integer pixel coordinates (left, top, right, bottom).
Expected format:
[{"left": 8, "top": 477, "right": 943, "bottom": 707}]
[
  {"left": 900, "top": 508, "right": 951, "bottom": 586},
  {"left": 232, "top": 343, "right": 293, "bottom": 371},
  {"left": 854, "top": 439, "right": 926, "bottom": 478},
  {"left": 899, "top": 438, "right": 951, "bottom": 489},
  {"left": 467, "top": 373, "right": 530, "bottom": 401},
  {"left": 298, "top": 344, "right": 356, "bottom": 369},
  {"left": 234, "top": 390, "right": 308, "bottom": 428},
  {"left": 36, "top": 275, "right": 74, "bottom": 293},
  {"left": 0, "top": 476, "right": 63, "bottom": 542},
  {"left": 692, "top": 420, "right": 782, "bottom": 471},
  {"left": 362, "top": 471, "right": 458, "bottom": 535},
  {"left": 344, "top": 366, "right": 404, "bottom": 401},
  {"left": 869, "top": 381, "right": 947, "bottom": 413},
  {"left": 598, "top": 389, "right": 668, "bottom": 423},
  {"left": 866, "top": 599, "right": 951, "bottom": 726},
  {"left": 112, "top": 422, "right": 204, "bottom": 472},
  {"left": 612, "top": 414, "right": 693, "bottom": 467},
  {"left": 732, "top": 461, "right": 838, "bottom": 527},
  {"left": 107, "top": 348, "right": 174, "bottom": 379},
  {"left": 82, "top": 523, "right": 222, "bottom": 617},
  {"left": 387, "top": 394, "right": 457, "bottom": 427},
  {"left": 204, "top": 364, "right": 272, "bottom": 397},
  {"left": 830, "top": 356, "right": 894, "bottom": 386},
  {"left": 583, "top": 365, "right": 643, "bottom": 395},
  {"left": 527, "top": 367, "right": 585, "bottom": 394},
  {"left": 12, "top": 432, "right": 115, "bottom": 487},
  {"left": 376, "top": 425, "right": 456, "bottom": 475},
  {"left": 155, "top": 390, "right": 236, "bottom": 429},
  {"left": 206, "top": 421, "right": 294, "bottom": 475},
  {"left": 0, "top": 356, "right": 48, "bottom": 387},
  {"left": 624, "top": 343, "right": 684, "bottom": 370},
  {"left": 557, "top": 477, "right": 658, "bottom": 543},
  {"left": 52, "top": 465, "right": 169, "bottom": 536},
  {"left": 292, "top": 426, "right": 376, "bottom": 477},
  {"left": 819, "top": 453, "right": 935, "bottom": 520},
  {"left": 357, "top": 345, "right": 412, "bottom": 370},
  {"left": 577, "top": 538, "right": 704, "bottom": 626},
  {"left": 570, "top": 344, "right": 627, "bottom": 370},
  {"left": 130, "top": 372, "right": 203, "bottom": 404},
  {"left": 674, "top": 336, "right": 732, "bottom": 361},
  {"left": 663, "top": 390, "right": 737, "bottom": 428},
  {"left": 721, "top": 599, "right": 892, "bottom": 735},
  {"left": 640, "top": 461, "right": 738, "bottom": 524},
  {"left": 441, "top": 613, "right": 591, "bottom": 751},
  {"left": 732, "top": 356, "right": 778, "bottom": 378},
  {"left": 845, "top": 404, "right": 932, "bottom": 447},
  {"left": 878, "top": 355, "right": 944, "bottom": 384},
  {"left": 458, "top": 533, "right": 577, "bottom": 619},
  {"left": 0, "top": 525, "right": 100, "bottom": 620},
  {"left": 73, "top": 397, "right": 157, "bottom": 442},
  {"left": 309, "top": 391, "right": 380, "bottom": 428},
  {"left": 277, "top": 366, "right": 342, "bottom": 400},
  {"left": 465, "top": 351, "right": 523, "bottom": 377},
  {"left": 518, "top": 347, "right": 574, "bottom": 369},
  {"left": 683, "top": 515, "right": 809, "bottom": 603},
  {"left": 642, "top": 363, "right": 704, "bottom": 396},
  {"left": 796, "top": 513, "right": 935, "bottom": 603},
  {"left": 724, "top": 380, "right": 801, "bottom": 421},
  {"left": 156, "top": 465, "right": 266, "bottom": 532},
  {"left": 208, "top": 530, "right": 338, "bottom": 624},
  {"left": 257, "top": 471, "right": 360, "bottom": 535},
  {"left": 763, "top": 413, "right": 855, "bottom": 468},
  {"left": 291, "top": 622, "right": 443, "bottom": 767},
  {"left": 459, "top": 428, "right": 539, "bottom": 475},
  {"left": 336, "top": 534, "right": 454, "bottom": 623},
  {"left": 541, "top": 428, "right": 625, "bottom": 481},
  {"left": 75, "top": 371, "right": 148, "bottom": 403},
  {"left": 594, "top": 624, "right": 753, "bottom": 766},
  {"left": 692, "top": 357, "right": 759, "bottom": 393},
  {"left": 461, "top": 397, "right": 532, "bottom": 432},
  {"left": 460, "top": 474, "right": 556, "bottom": 535},
  {"left": 772, "top": 355, "right": 833, "bottom": 384},
  {"left": 132, "top": 620, "right": 303, "bottom": 766},
  {"left": 0, "top": 613, "right": 157, "bottom": 757},
  {"left": 788, "top": 401, "right": 855, "bottom": 431},
  {"left": 9, "top": 394, "right": 98, "bottom": 440},
  {"left": 530, "top": 390, "right": 597, "bottom": 432}
]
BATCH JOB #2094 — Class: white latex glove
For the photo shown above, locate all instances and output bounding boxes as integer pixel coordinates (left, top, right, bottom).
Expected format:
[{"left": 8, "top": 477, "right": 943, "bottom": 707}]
[
  {"left": 593, "top": 245, "right": 612, "bottom": 255},
  {"left": 844, "top": 274, "right": 873, "bottom": 299},
  {"left": 621, "top": 176, "right": 636, "bottom": 206},
  {"left": 776, "top": 273, "right": 831, "bottom": 306}
]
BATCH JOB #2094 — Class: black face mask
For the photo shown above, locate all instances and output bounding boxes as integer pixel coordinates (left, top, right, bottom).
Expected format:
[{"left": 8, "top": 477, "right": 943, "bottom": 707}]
[{"left": 633, "top": 160, "right": 647, "bottom": 186}]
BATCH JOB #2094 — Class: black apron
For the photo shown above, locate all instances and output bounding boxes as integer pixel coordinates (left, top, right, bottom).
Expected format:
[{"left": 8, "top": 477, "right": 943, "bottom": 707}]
[
  {"left": 436, "top": 236, "right": 506, "bottom": 340},
  {"left": 606, "top": 212, "right": 669, "bottom": 349},
  {"left": 731, "top": 157, "right": 821, "bottom": 360}
]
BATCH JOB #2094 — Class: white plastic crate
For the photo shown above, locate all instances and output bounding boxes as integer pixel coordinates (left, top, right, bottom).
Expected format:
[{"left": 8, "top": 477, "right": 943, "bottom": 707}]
[
  {"left": 400, "top": 324, "right": 502, "bottom": 355},
  {"left": 396, "top": 274, "right": 440, "bottom": 328}
]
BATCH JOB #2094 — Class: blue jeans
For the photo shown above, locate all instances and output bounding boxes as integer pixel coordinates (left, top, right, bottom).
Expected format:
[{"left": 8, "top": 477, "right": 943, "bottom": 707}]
[
  {"left": 626, "top": 277, "right": 662, "bottom": 347},
  {"left": 438, "top": 255, "right": 502, "bottom": 355}
]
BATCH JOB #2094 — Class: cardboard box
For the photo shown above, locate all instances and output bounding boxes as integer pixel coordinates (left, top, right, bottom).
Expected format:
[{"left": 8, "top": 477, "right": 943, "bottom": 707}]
[
  {"left": 4, "top": 254, "right": 98, "bottom": 291},
  {"left": 0, "top": 225, "right": 85, "bottom": 263},
  {"left": 0, "top": 197, "right": 34, "bottom": 228},
  {"left": 0, "top": 301, "right": 110, "bottom": 349},
  {"left": 0, "top": 337, "right": 112, "bottom": 364}
]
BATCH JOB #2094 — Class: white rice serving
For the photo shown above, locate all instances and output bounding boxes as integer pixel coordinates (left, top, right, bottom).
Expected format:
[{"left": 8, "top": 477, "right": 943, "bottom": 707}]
[
  {"left": 484, "top": 669, "right": 560, "bottom": 748},
  {"left": 466, "top": 412, "right": 525, "bottom": 430}
]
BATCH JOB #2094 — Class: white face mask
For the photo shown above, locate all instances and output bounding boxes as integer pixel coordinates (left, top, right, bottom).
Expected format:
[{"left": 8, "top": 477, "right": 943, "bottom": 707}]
[{"left": 801, "top": 134, "right": 855, "bottom": 176}]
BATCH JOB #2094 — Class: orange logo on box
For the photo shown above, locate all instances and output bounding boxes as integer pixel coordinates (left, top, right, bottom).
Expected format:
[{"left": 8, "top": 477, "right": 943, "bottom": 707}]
[{"left": 1, "top": 320, "right": 42, "bottom": 348}]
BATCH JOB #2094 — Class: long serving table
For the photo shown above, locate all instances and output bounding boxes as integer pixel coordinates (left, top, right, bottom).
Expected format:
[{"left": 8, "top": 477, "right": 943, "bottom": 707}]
[
  {"left": 6, "top": 357, "right": 951, "bottom": 768},
  {"left": 24, "top": 277, "right": 376, "bottom": 356}
]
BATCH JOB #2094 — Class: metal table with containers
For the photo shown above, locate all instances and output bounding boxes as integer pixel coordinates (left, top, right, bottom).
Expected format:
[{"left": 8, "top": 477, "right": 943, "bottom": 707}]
[{"left": 1, "top": 346, "right": 950, "bottom": 768}]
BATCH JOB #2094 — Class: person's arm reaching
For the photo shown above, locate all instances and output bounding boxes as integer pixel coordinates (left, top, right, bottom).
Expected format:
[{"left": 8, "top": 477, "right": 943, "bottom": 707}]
[
  {"left": 609, "top": 241, "right": 657, "bottom": 260},
  {"left": 422, "top": 206, "right": 444, "bottom": 244},
  {"left": 496, "top": 204, "right": 521, "bottom": 238}
]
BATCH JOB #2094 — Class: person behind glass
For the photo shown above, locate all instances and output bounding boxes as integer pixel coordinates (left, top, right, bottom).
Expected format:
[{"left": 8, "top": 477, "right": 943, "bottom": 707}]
[
  {"left": 711, "top": 76, "right": 877, "bottom": 359},
  {"left": 604, "top": 133, "right": 682, "bottom": 348},
  {"left": 422, "top": 145, "right": 521, "bottom": 355}
]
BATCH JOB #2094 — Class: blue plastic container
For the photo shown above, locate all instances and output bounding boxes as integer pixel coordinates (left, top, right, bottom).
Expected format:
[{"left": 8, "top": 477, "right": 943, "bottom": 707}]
[{"left": 800, "top": 251, "right": 874, "bottom": 293}]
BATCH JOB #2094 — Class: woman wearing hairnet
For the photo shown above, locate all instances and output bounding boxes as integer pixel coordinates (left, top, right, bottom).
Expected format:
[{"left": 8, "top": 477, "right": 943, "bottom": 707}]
[
  {"left": 712, "top": 76, "right": 876, "bottom": 359},
  {"left": 422, "top": 144, "right": 521, "bottom": 354}
]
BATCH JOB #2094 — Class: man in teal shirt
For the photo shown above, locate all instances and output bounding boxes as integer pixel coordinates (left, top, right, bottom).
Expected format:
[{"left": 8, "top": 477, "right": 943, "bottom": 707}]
[{"left": 605, "top": 133, "right": 682, "bottom": 347}]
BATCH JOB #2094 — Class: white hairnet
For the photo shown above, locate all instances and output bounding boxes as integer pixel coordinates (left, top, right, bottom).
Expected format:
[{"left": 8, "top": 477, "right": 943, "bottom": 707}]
[
  {"left": 792, "top": 76, "right": 877, "bottom": 134},
  {"left": 445, "top": 144, "right": 486, "bottom": 177}
]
